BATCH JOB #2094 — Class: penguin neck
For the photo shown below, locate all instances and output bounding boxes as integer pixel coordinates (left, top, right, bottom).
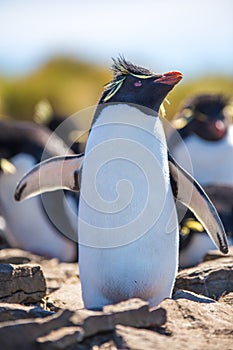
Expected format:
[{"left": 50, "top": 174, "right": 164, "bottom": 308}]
[
  {"left": 86, "top": 103, "right": 169, "bottom": 182},
  {"left": 92, "top": 103, "right": 165, "bottom": 141}
]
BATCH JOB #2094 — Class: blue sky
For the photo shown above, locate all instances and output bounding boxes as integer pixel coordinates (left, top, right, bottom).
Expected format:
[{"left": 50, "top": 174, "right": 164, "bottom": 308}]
[{"left": 0, "top": 0, "right": 232, "bottom": 78}]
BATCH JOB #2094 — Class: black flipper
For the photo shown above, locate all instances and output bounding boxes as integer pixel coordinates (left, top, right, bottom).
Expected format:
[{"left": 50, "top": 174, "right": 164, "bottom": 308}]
[
  {"left": 15, "top": 154, "right": 84, "bottom": 201},
  {"left": 168, "top": 152, "right": 228, "bottom": 254}
]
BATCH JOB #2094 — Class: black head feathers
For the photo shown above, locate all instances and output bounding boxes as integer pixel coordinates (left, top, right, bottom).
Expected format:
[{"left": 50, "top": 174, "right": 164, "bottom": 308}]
[
  {"left": 102, "top": 57, "right": 155, "bottom": 103},
  {"left": 173, "top": 93, "right": 233, "bottom": 131},
  {"left": 180, "top": 94, "right": 229, "bottom": 116},
  {"left": 99, "top": 56, "right": 182, "bottom": 114},
  {"left": 111, "top": 56, "right": 154, "bottom": 79}
]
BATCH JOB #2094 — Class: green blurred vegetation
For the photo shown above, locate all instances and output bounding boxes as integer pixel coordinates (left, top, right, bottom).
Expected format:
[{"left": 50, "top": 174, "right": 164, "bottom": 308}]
[
  {"left": 0, "top": 57, "right": 232, "bottom": 123},
  {"left": 0, "top": 57, "right": 111, "bottom": 120}
]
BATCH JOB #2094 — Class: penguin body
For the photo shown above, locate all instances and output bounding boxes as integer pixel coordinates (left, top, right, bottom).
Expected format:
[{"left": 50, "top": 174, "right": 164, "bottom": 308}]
[
  {"left": 78, "top": 104, "right": 179, "bottom": 308},
  {"left": 14, "top": 58, "right": 228, "bottom": 309},
  {"left": 169, "top": 94, "right": 233, "bottom": 185},
  {"left": 168, "top": 94, "right": 233, "bottom": 266},
  {"left": 179, "top": 231, "right": 217, "bottom": 267},
  {"left": 178, "top": 184, "right": 233, "bottom": 267},
  {"left": 172, "top": 125, "right": 233, "bottom": 185},
  {"left": 204, "top": 184, "right": 233, "bottom": 236},
  {"left": 33, "top": 100, "right": 85, "bottom": 154},
  {"left": 0, "top": 120, "right": 77, "bottom": 261}
]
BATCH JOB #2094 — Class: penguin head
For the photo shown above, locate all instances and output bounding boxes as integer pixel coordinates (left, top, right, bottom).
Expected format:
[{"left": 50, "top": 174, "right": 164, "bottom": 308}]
[
  {"left": 100, "top": 57, "right": 183, "bottom": 113},
  {"left": 33, "top": 100, "right": 84, "bottom": 154},
  {"left": 173, "top": 94, "right": 232, "bottom": 141}
]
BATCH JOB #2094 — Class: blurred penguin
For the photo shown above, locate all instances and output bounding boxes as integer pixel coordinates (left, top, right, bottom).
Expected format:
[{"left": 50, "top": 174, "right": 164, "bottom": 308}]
[
  {"left": 33, "top": 99, "right": 87, "bottom": 153},
  {"left": 179, "top": 184, "right": 233, "bottom": 267},
  {"left": 168, "top": 94, "right": 233, "bottom": 267},
  {"left": 168, "top": 93, "right": 233, "bottom": 185},
  {"left": 0, "top": 119, "right": 78, "bottom": 261}
]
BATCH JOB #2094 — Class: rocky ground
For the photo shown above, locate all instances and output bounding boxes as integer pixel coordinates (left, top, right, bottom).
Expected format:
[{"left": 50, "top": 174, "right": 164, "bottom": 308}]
[{"left": 0, "top": 245, "right": 232, "bottom": 350}]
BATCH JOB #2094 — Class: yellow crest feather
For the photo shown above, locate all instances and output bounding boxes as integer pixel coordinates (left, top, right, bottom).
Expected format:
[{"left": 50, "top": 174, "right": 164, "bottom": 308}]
[{"left": 0, "top": 158, "right": 16, "bottom": 174}]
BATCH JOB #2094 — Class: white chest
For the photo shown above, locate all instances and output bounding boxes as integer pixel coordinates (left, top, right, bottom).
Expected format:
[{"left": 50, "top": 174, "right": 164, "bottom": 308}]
[
  {"left": 79, "top": 104, "right": 174, "bottom": 247},
  {"left": 173, "top": 125, "right": 233, "bottom": 185},
  {"left": 78, "top": 104, "right": 179, "bottom": 309}
]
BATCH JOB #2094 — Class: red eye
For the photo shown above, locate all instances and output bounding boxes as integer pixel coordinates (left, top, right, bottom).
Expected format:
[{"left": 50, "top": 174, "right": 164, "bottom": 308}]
[{"left": 134, "top": 80, "right": 142, "bottom": 87}]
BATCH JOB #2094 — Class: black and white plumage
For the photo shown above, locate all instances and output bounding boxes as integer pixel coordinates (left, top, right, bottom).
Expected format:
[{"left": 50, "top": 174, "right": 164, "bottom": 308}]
[
  {"left": 0, "top": 120, "right": 78, "bottom": 261},
  {"left": 33, "top": 100, "right": 85, "bottom": 154},
  {"left": 179, "top": 184, "right": 233, "bottom": 267},
  {"left": 168, "top": 93, "right": 233, "bottom": 185},
  {"left": 14, "top": 57, "right": 228, "bottom": 309},
  {"left": 168, "top": 93, "right": 233, "bottom": 267}
]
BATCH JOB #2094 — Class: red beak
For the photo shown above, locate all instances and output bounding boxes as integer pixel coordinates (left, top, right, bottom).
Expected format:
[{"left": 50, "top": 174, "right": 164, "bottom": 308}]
[
  {"left": 209, "top": 120, "right": 226, "bottom": 139},
  {"left": 154, "top": 71, "right": 183, "bottom": 86}
]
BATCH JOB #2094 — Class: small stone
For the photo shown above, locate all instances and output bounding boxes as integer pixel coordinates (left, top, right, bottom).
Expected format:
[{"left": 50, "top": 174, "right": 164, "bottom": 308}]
[
  {"left": 218, "top": 292, "right": 233, "bottom": 306},
  {"left": 175, "top": 257, "right": 233, "bottom": 299},
  {"left": 114, "top": 325, "right": 166, "bottom": 350},
  {"left": 46, "top": 280, "right": 83, "bottom": 310},
  {"left": 0, "top": 309, "right": 73, "bottom": 350},
  {"left": 103, "top": 298, "right": 166, "bottom": 329},
  {"left": 173, "top": 289, "right": 215, "bottom": 303},
  {"left": 0, "top": 263, "right": 46, "bottom": 303},
  {"left": 0, "top": 302, "right": 53, "bottom": 322},
  {"left": 0, "top": 248, "right": 42, "bottom": 264},
  {"left": 36, "top": 326, "right": 84, "bottom": 349}
]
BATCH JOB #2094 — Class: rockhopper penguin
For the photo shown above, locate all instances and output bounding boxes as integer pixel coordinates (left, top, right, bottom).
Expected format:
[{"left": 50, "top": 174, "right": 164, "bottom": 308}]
[
  {"left": 168, "top": 93, "right": 233, "bottom": 186},
  {"left": 15, "top": 58, "right": 228, "bottom": 309},
  {"left": 0, "top": 120, "right": 78, "bottom": 261},
  {"left": 168, "top": 94, "right": 233, "bottom": 267}
]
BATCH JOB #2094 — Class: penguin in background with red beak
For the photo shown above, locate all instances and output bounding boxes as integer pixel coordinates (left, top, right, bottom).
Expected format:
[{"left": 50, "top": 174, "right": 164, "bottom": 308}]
[
  {"left": 168, "top": 94, "right": 233, "bottom": 267},
  {"left": 168, "top": 93, "right": 233, "bottom": 186}
]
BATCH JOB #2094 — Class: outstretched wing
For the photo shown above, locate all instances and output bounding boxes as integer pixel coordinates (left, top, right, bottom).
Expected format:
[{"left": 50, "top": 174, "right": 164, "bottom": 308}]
[
  {"left": 15, "top": 154, "right": 84, "bottom": 201},
  {"left": 168, "top": 152, "right": 228, "bottom": 254}
]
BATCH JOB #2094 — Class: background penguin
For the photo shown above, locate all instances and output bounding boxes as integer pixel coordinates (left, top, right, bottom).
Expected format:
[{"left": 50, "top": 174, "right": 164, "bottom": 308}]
[
  {"left": 15, "top": 58, "right": 228, "bottom": 310},
  {"left": 33, "top": 99, "right": 86, "bottom": 154},
  {"left": 168, "top": 93, "right": 233, "bottom": 185},
  {"left": 168, "top": 93, "right": 233, "bottom": 267},
  {"left": 179, "top": 184, "right": 233, "bottom": 267},
  {"left": 0, "top": 119, "right": 78, "bottom": 261}
]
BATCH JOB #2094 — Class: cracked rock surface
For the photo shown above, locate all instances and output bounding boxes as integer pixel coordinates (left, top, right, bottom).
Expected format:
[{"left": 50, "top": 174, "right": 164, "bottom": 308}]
[
  {"left": 0, "top": 263, "right": 46, "bottom": 303},
  {"left": 0, "top": 247, "right": 232, "bottom": 349}
]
